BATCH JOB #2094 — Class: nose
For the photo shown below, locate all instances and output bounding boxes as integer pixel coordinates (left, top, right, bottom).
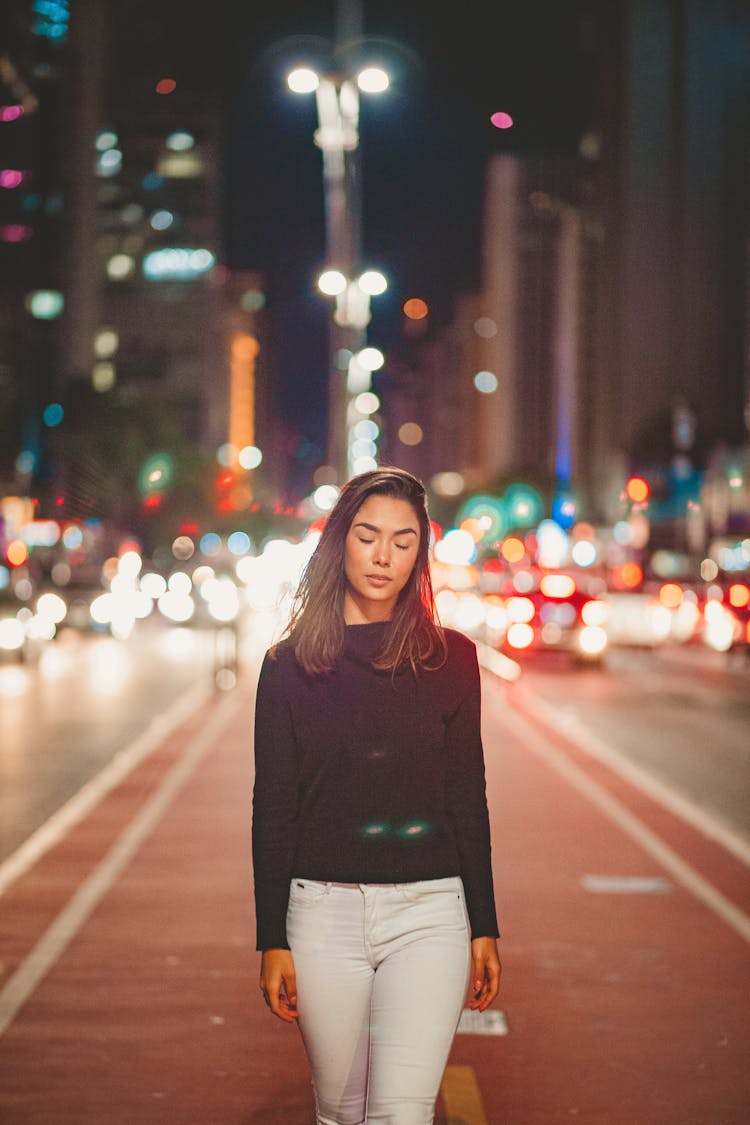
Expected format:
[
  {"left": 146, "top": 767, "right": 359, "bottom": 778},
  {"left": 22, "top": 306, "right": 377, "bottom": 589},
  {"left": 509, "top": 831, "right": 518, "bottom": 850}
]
[{"left": 373, "top": 542, "right": 391, "bottom": 567}]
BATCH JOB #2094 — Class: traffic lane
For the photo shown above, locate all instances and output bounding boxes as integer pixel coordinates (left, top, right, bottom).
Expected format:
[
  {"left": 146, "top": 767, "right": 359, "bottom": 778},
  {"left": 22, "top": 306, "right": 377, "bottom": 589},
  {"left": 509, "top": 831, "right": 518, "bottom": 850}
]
[
  {"left": 0, "top": 679, "right": 318, "bottom": 1124},
  {"left": 0, "top": 651, "right": 747, "bottom": 1124},
  {"left": 0, "top": 619, "right": 217, "bottom": 861},
  {"left": 507, "top": 645, "right": 750, "bottom": 840},
  {"left": 472, "top": 668, "right": 749, "bottom": 1124}
]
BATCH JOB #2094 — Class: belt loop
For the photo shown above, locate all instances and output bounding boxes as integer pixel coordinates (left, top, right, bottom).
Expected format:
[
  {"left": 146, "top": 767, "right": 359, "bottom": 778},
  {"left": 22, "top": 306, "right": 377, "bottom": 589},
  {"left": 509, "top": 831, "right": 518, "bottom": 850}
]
[{"left": 324, "top": 882, "right": 333, "bottom": 895}]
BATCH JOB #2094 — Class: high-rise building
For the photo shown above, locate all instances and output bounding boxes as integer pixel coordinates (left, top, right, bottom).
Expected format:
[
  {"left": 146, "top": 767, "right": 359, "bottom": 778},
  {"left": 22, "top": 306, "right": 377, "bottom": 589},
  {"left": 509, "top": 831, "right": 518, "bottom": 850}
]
[
  {"left": 587, "top": 0, "right": 750, "bottom": 524},
  {"left": 0, "top": 0, "right": 70, "bottom": 497},
  {"left": 381, "top": 0, "right": 749, "bottom": 543},
  {"left": 2, "top": 0, "right": 275, "bottom": 537}
]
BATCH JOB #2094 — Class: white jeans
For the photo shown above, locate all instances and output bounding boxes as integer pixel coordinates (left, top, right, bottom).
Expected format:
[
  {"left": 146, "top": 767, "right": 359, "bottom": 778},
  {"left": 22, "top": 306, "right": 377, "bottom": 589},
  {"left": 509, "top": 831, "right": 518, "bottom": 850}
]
[{"left": 286, "top": 876, "right": 471, "bottom": 1125}]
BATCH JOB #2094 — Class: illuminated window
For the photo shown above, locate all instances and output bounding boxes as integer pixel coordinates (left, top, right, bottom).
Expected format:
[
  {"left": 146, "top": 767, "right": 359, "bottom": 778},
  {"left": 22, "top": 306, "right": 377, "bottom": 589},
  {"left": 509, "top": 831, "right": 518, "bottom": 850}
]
[
  {"left": 156, "top": 151, "right": 204, "bottom": 178},
  {"left": 142, "top": 248, "right": 215, "bottom": 281},
  {"left": 166, "top": 130, "right": 194, "bottom": 151}
]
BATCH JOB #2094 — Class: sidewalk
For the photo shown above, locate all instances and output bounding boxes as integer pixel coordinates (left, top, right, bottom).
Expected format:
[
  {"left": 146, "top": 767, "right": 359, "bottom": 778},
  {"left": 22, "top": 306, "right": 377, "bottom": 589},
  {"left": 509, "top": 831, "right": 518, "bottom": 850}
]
[{"left": 0, "top": 659, "right": 748, "bottom": 1124}]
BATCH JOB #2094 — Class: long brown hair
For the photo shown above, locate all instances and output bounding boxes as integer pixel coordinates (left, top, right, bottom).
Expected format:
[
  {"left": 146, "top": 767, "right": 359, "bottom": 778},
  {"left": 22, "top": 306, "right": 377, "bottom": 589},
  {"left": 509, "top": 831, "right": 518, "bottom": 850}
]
[{"left": 282, "top": 467, "right": 446, "bottom": 676}]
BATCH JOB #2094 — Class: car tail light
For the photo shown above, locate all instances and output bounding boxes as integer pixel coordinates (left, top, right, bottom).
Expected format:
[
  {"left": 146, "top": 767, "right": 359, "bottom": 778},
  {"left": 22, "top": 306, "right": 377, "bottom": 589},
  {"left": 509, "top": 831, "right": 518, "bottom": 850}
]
[
  {"left": 506, "top": 622, "right": 534, "bottom": 649},
  {"left": 579, "top": 625, "right": 608, "bottom": 656},
  {"left": 581, "top": 598, "right": 608, "bottom": 626},
  {"left": 540, "top": 574, "right": 576, "bottom": 598},
  {"left": 505, "top": 596, "right": 535, "bottom": 623},
  {"left": 728, "top": 583, "right": 750, "bottom": 609},
  {"left": 658, "top": 583, "right": 683, "bottom": 608}
]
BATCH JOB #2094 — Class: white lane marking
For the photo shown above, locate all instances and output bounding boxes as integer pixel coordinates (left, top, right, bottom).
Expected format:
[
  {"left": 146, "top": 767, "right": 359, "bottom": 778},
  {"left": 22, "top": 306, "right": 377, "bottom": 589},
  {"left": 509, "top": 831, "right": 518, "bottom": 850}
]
[
  {"left": 499, "top": 705, "right": 750, "bottom": 945},
  {"left": 0, "top": 688, "right": 244, "bottom": 1038},
  {"left": 481, "top": 659, "right": 750, "bottom": 868},
  {"left": 476, "top": 643, "right": 521, "bottom": 683},
  {"left": 0, "top": 680, "right": 213, "bottom": 896},
  {"left": 580, "top": 874, "right": 672, "bottom": 894},
  {"left": 522, "top": 683, "right": 750, "bottom": 866},
  {"left": 456, "top": 1008, "right": 509, "bottom": 1035}
]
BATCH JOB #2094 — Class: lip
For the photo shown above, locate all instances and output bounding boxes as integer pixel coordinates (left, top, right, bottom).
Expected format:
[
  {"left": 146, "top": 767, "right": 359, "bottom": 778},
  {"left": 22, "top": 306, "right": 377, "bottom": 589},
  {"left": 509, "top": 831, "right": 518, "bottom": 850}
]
[{"left": 365, "top": 575, "right": 391, "bottom": 587}]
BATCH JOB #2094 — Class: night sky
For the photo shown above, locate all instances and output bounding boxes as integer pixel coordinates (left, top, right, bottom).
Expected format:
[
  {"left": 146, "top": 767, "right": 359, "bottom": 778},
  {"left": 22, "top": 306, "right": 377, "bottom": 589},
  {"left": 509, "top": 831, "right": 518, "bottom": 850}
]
[{"left": 173, "top": 1, "right": 594, "bottom": 453}]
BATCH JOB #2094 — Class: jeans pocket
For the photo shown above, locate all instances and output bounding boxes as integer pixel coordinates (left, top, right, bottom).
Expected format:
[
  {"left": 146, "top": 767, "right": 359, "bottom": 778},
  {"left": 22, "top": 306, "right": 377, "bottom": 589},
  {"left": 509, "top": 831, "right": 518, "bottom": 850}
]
[
  {"left": 288, "top": 879, "right": 329, "bottom": 909},
  {"left": 398, "top": 878, "right": 467, "bottom": 927}
]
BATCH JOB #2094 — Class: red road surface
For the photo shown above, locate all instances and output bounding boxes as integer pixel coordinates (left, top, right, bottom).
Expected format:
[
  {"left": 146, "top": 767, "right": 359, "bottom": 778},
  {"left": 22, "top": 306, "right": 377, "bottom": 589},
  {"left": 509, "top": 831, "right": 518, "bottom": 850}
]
[{"left": 0, "top": 660, "right": 748, "bottom": 1124}]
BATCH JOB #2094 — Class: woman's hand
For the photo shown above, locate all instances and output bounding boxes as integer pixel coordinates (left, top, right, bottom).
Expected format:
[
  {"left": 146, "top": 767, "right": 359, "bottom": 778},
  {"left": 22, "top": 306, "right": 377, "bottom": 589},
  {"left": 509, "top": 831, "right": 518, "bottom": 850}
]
[
  {"left": 259, "top": 948, "right": 299, "bottom": 1022},
  {"left": 468, "top": 937, "right": 501, "bottom": 1011}
]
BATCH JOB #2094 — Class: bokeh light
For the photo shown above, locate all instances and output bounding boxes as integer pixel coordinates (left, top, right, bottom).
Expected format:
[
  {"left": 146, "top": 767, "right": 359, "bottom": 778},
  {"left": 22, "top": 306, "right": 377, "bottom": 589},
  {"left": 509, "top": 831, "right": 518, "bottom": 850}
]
[
  {"left": 403, "top": 298, "right": 428, "bottom": 320},
  {"left": 398, "top": 422, "right": 423, "bottom": 446},
  {"left": 238, "top": 445, "right": 263, "bottom": 470},
  {"left": 456, "top": 494, "right": 508, "bottom": 543},
  {"left": 473, "top": 317, "right": 497, "bottom": 338},
  {"left": 42, "top": 403, "right": 64, "bottom": 427},
  {"left": 500, "top": 537, "right": 526, "bottom": 564},
  {"left": 474, "top": 370, "right": 498, "bottom": 394},
  {"left": 26, "top": 290, "right": 64, "bottom": 319},
  {"left": 357, "top": 67, "right": 389, "bottom": 94},
  {"left": 431, "top": 472, "right": 465, "bottom": 497},
  {"left": 354, "top": 391, "right": 379, "bottom": 415},
  {"left": 626, "top": 476, "right": 650, "bottom": 503}
]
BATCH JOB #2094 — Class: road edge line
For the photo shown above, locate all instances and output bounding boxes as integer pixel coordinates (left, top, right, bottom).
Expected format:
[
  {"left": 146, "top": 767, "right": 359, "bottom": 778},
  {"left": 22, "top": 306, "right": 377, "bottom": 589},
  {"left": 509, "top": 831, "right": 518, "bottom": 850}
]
[
  {"left": 477, "top": 644, "right": 750, "bottom": 868},
  {"left": 498, "top": 703, "right": 750, "bottom": 945},
  {"left": 0, "top": 679, "right": 213, "bottom": 897},
  {"left": 0, "top": 687, "right": 244, "bottom": 1038}
]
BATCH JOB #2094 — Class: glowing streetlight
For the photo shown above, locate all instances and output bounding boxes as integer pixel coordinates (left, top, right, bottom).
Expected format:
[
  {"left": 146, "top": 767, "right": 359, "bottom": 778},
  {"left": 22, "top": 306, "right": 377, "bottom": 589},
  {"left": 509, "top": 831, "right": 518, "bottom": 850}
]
[
  {"left": 317, "top": 269, "right": 348, "bottom": 296},
  {"left": 285, "top": 3, "right": 390, "bottom": 483}
]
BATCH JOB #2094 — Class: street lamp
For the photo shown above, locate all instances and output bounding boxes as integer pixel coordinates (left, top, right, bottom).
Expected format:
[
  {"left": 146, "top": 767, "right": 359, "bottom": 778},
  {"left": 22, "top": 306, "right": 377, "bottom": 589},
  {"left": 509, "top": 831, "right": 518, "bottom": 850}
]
[{"left": 287, "top": 43, "right": 389, "bottom": 483}]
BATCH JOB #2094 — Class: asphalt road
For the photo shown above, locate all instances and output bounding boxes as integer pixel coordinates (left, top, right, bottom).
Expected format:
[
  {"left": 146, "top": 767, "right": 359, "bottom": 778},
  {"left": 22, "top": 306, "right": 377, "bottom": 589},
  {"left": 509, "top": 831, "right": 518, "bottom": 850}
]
[
  {"left": 0, "top": 621, "right": 747, "bottom": 1123},
  {"left": 2, "top": 618, "right": 747, "bottom": 866}
]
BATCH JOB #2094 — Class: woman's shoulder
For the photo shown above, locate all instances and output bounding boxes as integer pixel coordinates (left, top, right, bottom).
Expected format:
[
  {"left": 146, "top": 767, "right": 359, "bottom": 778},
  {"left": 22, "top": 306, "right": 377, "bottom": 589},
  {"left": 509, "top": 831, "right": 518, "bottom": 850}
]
[{"left": 260, "top": 636, "right": 296, "bottom": 674}]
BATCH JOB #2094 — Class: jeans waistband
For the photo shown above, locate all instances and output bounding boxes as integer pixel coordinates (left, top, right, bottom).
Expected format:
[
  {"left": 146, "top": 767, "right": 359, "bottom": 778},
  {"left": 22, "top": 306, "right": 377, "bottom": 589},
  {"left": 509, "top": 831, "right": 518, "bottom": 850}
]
[
  {"left": 293, "top": 877, "right": 463, "bottom": 892},
  {"left": 298, "top": 880, "right": 396, "bottom": 890}
]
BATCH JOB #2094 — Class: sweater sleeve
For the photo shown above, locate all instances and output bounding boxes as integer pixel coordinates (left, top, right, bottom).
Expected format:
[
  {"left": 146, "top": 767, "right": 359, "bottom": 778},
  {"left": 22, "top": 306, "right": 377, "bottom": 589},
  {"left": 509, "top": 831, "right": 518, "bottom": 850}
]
[
  {"left": 252, "top": 649, "right": 299, "bottom": 950},
  {"left": 443, "top": 635, "right": 500, "bottom": 939}
]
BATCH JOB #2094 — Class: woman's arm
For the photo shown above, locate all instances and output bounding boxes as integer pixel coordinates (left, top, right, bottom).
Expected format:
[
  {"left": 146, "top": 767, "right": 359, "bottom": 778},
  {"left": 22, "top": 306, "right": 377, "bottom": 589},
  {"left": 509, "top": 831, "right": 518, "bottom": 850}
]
[
  {"left": 443, "top": 635, "right": 500, "bottom": 942},
  {"left": 252, "top": 650, "right": 299, "bottom": 951}
]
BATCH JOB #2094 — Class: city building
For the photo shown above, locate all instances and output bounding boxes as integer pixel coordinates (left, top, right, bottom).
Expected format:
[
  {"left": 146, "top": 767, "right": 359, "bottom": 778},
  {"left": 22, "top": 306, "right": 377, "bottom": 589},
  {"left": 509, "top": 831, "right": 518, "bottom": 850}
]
[
  {"left": 1, "top": 0, "right": 277, "bottom": 543},
  {"left": 380, "top": 0, "right": 750, "bottom": 550}
]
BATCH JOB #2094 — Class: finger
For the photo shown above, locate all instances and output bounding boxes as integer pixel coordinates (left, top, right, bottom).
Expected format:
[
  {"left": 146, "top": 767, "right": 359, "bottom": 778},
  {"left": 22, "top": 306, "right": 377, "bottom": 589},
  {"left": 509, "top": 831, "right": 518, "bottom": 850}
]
[
  {"left": 284, "top": 970, "right": 298, "bottom": 1009},
  {"left": 477, "top": 966, "right": 501, "bottom": 1010},
  {"left": 270, "top": 994, "right": 298, "bottom": 1023},
  {"left": 471, "top": 957, "right": 488, "bottom": 994}
]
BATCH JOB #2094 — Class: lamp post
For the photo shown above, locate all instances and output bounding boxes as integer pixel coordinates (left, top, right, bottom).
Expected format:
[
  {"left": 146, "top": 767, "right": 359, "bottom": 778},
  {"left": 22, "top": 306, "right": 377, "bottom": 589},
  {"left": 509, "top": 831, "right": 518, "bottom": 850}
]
[{"left": 287, "top": 0, "right": 389, "bottom": 484}]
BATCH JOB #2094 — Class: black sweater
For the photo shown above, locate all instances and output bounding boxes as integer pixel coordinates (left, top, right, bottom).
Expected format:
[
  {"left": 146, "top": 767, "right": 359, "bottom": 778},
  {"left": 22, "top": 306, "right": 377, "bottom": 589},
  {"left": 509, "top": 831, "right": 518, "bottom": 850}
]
[{"left": 252, "top": 621, "right": 500, "bottom": 950}]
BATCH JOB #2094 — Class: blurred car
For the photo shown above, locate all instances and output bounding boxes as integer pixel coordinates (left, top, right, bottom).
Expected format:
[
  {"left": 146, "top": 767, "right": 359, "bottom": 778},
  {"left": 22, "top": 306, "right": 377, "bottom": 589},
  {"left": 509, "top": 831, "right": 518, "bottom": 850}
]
[
  {"left": 489, "top": 571, "right": 609, "bottom": 665},
  {"left": 605, "top": 584, "right": 701, "bottom": 648},
  {"left": 700, "top": 580, "right": 750, "bottom": 654}
]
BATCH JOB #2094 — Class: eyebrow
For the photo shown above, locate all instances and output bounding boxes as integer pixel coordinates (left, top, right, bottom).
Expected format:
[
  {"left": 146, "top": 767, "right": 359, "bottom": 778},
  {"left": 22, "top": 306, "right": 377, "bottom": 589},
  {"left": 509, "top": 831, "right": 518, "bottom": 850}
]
[{"left": 353, "top": 521, "right": 418, "bottom": 536}]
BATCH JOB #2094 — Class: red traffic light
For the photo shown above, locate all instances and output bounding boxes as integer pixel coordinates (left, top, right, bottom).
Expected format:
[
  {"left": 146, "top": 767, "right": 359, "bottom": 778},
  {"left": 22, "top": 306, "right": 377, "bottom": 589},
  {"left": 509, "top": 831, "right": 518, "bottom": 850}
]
[{"left": 625, "top": 476, "right": 650, "bottom": 503}]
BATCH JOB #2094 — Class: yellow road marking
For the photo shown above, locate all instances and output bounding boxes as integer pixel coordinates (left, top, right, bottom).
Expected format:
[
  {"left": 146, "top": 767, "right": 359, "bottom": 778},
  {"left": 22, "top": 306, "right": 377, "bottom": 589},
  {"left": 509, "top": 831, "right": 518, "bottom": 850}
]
[{"left": 440, "top": 1065, "right": 488, "bottom": 1124}]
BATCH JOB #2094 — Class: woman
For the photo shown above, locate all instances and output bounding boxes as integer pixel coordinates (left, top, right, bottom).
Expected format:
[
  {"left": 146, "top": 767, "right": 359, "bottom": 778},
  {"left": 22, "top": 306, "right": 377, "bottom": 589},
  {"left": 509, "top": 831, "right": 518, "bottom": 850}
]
[{"left": 252, "top": 467, "right": 501, "bottom": 1125}]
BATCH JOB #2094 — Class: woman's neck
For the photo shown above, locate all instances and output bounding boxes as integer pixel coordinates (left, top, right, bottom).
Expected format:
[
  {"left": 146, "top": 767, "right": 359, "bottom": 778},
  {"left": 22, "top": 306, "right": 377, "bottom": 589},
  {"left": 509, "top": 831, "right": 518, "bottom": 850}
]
[{"left": 343, "top": 591, "right": 393, "bottom": 625}]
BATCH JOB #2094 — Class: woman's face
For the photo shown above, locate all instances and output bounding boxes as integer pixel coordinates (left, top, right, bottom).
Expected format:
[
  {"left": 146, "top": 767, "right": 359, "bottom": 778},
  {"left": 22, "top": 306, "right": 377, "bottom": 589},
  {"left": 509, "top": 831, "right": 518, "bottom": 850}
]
[{"left": 343, "top": 494, "right": 421, "bottom": 623}]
